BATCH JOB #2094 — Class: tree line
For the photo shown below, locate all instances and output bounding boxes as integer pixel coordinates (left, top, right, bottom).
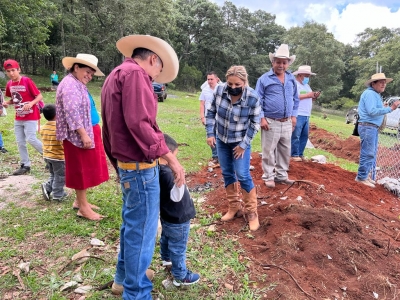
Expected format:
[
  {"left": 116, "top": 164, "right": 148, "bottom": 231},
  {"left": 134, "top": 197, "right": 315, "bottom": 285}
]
[{"left": 1, "top": 0, "right": 400, "bottom": 109}]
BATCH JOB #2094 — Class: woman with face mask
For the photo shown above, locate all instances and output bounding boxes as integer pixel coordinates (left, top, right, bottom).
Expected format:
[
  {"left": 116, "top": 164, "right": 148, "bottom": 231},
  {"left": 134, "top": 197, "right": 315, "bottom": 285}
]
[{"left": 205, "top": 65, "right": 261, "bottom": 231}]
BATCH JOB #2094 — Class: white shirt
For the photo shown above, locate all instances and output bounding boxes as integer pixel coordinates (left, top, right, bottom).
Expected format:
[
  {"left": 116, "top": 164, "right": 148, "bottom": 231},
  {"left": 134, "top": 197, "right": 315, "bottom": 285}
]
[{"left": 296, "top": 81, "right": 313, "bottom": 116}]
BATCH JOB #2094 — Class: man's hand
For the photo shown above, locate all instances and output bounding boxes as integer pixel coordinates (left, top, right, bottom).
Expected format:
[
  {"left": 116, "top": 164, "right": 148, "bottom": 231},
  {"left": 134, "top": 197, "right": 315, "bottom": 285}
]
[
  {"left": 162, "top": 152, "right": 186, "bottom": 187},
  {"left": 207, "top": 137, "right": 216, "bottom": 148},
  {"left": 201, "top": 117, "right": 206, "bottom": 125},
  {"left": 313, "top": 91, "right": 321, "bottom": 99},
  {"left": 391, "top": 100, "right": 400, "bottom": 111},
  {"left": 260, "top": 118, "right": 269, "bottom": 131},
  {"left": 291, "top": 116, "right": 297, "bottom": 132}
]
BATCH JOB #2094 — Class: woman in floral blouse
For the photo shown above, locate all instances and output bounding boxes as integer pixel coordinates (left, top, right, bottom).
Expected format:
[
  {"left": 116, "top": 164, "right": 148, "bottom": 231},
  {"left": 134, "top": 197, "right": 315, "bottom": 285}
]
[{"left": 56, "top": 54, "right": 109, "bottom": 221}]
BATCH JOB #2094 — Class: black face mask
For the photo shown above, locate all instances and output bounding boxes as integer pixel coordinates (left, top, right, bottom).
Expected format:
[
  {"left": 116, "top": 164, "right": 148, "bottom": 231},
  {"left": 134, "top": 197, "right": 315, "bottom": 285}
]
[{"left": 227, "top": 86, "right": 243, "bottom": 96}]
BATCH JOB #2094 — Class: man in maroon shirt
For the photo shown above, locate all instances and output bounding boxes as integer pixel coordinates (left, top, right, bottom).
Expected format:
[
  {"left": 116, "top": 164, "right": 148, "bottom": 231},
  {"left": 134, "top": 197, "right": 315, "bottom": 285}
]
[{"left": 101, "top": 35, "right": 184, "bottom": 299}]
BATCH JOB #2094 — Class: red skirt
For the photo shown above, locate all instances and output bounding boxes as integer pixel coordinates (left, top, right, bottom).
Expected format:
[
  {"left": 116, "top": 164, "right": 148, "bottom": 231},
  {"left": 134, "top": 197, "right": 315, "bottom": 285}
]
[{"left": 63, "top": 124, "right": 109, "bottom": 190}]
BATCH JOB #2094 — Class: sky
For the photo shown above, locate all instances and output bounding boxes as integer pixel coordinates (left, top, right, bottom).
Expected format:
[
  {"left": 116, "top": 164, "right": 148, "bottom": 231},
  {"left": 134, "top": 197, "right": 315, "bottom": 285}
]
[{"left": 212, "top": 0, "right": 400, "bottom": 44}]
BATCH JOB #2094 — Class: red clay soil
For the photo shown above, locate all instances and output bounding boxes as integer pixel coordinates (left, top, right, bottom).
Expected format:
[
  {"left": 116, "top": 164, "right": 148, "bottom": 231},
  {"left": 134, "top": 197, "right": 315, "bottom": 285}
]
[
  {"left": 187, "top": 127, "right": 400, "bottom": 300},
  {"left": 308, "top": 125, "right": 360, "bottom": 163}
]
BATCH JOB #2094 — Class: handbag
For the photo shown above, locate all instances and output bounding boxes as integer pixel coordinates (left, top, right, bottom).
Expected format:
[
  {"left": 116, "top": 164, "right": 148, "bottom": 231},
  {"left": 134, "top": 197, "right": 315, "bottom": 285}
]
[
  {"left": 0, "top": 106, "right": 7, "bottom": 117},
  {"left": 352, "top": 114, "right": 359, "bottom": 136}
]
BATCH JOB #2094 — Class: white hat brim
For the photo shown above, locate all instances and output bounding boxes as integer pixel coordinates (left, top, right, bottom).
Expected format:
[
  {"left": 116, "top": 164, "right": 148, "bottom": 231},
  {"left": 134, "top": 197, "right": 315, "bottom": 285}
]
[
  {"left": 62, "top": 57, "right": 104, "bottom": 76},
  {"left": 116, "top": 35, "right": 179, "bottom": 84},
  {"left": 269, "top": 53, "right": 296, "bottom": 65},
  {"left": 293, "top": 70, "right": 316, "bottom": 76}
]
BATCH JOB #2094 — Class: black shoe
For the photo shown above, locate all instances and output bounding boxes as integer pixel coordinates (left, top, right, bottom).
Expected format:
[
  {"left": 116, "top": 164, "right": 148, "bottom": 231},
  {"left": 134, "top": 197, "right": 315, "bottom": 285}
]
[
  {"left": 12, "top": 164, "right": 31, "bottom": 175},
  {"left": 0, "top": 147, "right": 7, "bottom": 153}
]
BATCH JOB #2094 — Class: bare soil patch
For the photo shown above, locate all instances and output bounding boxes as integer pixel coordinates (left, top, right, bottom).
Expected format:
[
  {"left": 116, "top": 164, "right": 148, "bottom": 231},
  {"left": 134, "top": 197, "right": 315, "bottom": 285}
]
[
  {"left": 0, "top": 175, "right": 39, "bottom": 210},
  {"left": 187, "top": 127, "right": 400, "bottom": 299}
]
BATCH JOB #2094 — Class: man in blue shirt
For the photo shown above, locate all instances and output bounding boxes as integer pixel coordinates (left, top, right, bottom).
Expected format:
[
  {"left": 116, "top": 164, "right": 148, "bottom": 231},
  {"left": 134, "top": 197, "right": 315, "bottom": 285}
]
[
  {"left": 356, "top": 73, "right": 400, "bottom": 188},
  {"left": 255, "top": 44, "right": 299, "bottom": 188}
]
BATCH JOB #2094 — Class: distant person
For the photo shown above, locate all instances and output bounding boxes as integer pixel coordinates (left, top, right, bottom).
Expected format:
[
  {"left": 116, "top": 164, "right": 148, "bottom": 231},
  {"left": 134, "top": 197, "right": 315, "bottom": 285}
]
[
  {"left": 291, "top": 65, "right": 321, "bottom": 161},
  {"left": 3, "top": 59, "right": 43, "bottom": 175},
  {"left": 159, "top": 133, "right": 200, "bottom": 286},
  {"left": 50, "top": 70, "right": 59, "bottom": 88},
  {"left": 0, "top": 89, "right": 8, "bottom": 153},
  {"left": 255, "top": 44, "right": 299, "bottom": 188},
  {"left": 206, "top": 65, "right": 261, "bottom": 231},
  {"left": 356, "top": 73, "right": 400, "bottom": 188},
  {"left": 199, "top": 71, "right": 222, "bottom": 165},
  {"left": 56, "top": 54, "right": 109, "bottom": 221},
  {"left": 40, "top": 104, "right": 68, "bottom": 201}
]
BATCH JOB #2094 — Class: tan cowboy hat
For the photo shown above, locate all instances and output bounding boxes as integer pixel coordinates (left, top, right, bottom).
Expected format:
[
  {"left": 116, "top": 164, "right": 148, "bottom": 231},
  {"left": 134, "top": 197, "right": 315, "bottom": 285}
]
[
  {"left": 269, "top": 44, "right": 296, "bottom": 65},
  {"left": 116, "top": 35, "right": 179, "bottom": 84},
  {"left": 62, "top": 54, "right": 104, "bottom": 76},
  {"left": 365, "top": 73, "right": 393, "bottom": 87},
  {"left": 293, "top": 65, "right": 316, "bottom": 76}
]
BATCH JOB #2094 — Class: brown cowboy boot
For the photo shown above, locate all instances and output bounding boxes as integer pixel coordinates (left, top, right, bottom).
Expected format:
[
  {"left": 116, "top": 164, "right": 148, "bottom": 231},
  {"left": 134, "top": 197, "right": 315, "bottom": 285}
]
[
  {"left": 242, "top": 187, "right": 259, "bottom": 231},
  {"left": 221, "top": 182, "right": 240, "bottom": 221}
]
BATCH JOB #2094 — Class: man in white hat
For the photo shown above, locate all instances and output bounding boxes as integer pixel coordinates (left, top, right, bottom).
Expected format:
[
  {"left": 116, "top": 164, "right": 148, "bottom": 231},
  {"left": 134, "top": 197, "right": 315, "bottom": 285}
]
[
  {"left": 101, "top": 35, "right": 185, "bottom": 299},
  {"left": 356, "top": 73, "right": 400, "bottom": 188},
  {"left": 255, "top": 44, "right": 299, "bottom": 188},
  {"left": 291, "top": 65, "right": 321, "bottom": 162}
]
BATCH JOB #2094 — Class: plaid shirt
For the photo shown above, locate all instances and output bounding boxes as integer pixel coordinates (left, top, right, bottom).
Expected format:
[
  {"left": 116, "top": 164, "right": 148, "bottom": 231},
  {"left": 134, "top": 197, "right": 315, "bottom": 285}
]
[{"left": 206, "top": 84, "right": 261, "bottom": 149}]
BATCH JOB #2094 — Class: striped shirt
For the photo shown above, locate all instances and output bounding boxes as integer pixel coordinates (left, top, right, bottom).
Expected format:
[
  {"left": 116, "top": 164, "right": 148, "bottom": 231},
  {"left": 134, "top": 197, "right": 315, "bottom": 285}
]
[
  {"left": 206, "top": 84, "right": 261, "bottom": 149},
  {"left": 41, "top": 121, "right": 65, "bottom": 161},
  {"left": 255, "top": 68, "right": 299, "bottom": 119}
]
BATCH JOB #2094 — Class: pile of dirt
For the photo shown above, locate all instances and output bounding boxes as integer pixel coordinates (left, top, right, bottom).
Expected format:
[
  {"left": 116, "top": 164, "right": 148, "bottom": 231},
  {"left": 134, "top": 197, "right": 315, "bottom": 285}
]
[
  {"left": 309, "top": 125, "right": 360, "bottom": 163},
  {"left": 187, "top": 128, "right": 400, "bottom": 299}
]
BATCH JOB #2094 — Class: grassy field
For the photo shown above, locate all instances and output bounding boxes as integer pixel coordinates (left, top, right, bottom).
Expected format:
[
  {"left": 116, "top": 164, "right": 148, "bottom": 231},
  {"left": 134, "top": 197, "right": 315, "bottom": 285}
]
[{"left": 0, "top": 76, "right": 358, "bottom": 299}]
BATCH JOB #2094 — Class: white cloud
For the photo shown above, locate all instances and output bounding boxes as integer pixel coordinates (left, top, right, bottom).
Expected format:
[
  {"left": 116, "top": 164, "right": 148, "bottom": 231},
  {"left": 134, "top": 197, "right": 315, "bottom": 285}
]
[{"left": 212, "top": 1, "right": 400, "bottom": 44}]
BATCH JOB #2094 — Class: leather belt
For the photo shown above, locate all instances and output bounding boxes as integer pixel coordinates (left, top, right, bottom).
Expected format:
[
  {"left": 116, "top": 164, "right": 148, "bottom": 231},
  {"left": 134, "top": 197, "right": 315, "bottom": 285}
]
[
  {"left": 117, "top": 160, "right": 157, "bottom": 170},
  {"left": 358, "top": 122, "right": 378, "bottom": 128},
  {"left": 270, "top": 117, "right": 289, "bottom": 122}
]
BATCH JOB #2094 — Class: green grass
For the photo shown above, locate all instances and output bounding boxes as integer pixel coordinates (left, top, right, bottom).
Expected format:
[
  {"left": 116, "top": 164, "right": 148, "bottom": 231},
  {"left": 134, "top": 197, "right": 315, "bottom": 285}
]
[{"left": 0, "top": 75, "right": 357, "bottom": 299}]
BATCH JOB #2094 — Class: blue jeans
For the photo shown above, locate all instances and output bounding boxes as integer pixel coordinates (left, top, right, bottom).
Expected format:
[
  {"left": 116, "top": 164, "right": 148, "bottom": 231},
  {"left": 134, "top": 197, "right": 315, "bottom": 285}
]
[
  {"left": 356, "top": 125, "right": 378, "bottom": 180},
  {"left": 159, "top": 219, "right": 190, "bottom": 280},
  {"left": 0, "top": 131, "right": 3, "bottom": 148},
  {"left": 114, "top": 166, "right": 160, "bottom": 300},
  {"left": 216, "top": 138, "right": 254, "bottom": 192},
  {"left": 291, "top": 115, "right": 309, "bottom": 157}
]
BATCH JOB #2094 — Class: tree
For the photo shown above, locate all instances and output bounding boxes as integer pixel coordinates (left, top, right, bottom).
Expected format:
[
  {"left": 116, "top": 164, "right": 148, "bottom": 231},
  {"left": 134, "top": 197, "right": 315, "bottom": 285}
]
[{"left": 284, "top": 21, "right": 345, "bottom": 105}]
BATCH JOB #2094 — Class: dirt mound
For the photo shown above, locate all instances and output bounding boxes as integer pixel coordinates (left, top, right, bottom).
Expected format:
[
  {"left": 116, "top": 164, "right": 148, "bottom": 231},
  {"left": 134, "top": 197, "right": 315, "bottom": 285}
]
[
  {"left": 309, "top": 125, "right": 360, "bottom": 163},
  {"left": 187, "top": 143, "right": 400, "bottom": 299}
]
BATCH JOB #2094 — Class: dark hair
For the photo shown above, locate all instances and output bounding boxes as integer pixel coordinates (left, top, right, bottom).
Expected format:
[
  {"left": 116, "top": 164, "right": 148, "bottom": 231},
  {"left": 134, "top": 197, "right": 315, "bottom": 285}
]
[
  {"left": 42, "top": 104, "right": 56, "bottom": 121},
  {"left": 132, "top": 48, "right": 156, "bottom": 60},
  {"left": 163, "top": 133, "right": 178, "bottom": 153},
  {"left": 69, "top": 63, "right": 95, "bottom": 73},
  {"left": 207, "top": 71, "right": 218, "bottom": 77}
]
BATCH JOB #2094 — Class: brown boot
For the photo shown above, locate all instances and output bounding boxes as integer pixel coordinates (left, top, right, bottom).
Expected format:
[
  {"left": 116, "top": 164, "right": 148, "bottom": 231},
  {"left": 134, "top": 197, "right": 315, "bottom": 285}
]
[
  {"left": 242, "top": 187, "right": 260, "bottom": 231},
  {"left": 221, "top": 182, "right": 240, "bottom": 221}
]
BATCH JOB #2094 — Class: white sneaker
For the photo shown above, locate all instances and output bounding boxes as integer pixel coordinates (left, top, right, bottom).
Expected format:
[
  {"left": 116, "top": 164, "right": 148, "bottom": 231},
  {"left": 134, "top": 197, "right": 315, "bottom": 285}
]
[
  {"left": 162, "top": 260, "right": 172, "bottom": 267},
  {"left": 355, "top": 178, "right": 375, "bottom": 188},
  {"left": 368, "top": 178, "right": 376, "bottom": 184}
]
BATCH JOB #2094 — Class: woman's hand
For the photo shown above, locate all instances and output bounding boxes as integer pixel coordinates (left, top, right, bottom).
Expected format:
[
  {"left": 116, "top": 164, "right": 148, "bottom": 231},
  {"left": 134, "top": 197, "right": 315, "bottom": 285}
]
[
  {"left": 233, "top": 145, "right": 245, "bottom": 159},
  {"left": 260, "top": 118, "right": 269, "bottom": 131},
  {"left": 207, "top": 137, "right": 216, "bottom": 148}
]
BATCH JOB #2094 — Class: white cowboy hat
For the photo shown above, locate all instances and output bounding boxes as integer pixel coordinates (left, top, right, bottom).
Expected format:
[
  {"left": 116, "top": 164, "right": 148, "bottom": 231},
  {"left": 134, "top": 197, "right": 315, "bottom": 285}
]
[
  {"left": 116, "top": 35, "right": 179, "bottom": 84},
  {"left": 293, "top": 65, "right": 316, "bottom": 76},
  {"left": 365, "top": 73, "right": 393, "bottom": 87},
  {"left": 269, "top": 44, "right": 296, "bottom": 65},
  {"left": 62, "top": 54, "right": 104, "bottom": 76}
]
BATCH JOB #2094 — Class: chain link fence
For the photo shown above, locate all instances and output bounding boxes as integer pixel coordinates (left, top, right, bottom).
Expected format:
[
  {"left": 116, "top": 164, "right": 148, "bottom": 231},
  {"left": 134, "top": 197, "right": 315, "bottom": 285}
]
[{"left": 376, "top": 127, "right": 400, "bottom": 196}]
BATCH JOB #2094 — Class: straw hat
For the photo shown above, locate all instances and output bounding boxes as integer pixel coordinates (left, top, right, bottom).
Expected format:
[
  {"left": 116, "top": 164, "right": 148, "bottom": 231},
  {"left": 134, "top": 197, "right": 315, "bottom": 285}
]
[
  {"left": 293, "top": 65, "right": 316, "bottom": 76},
  {"left": 116, "top": 35, "right": 179, "bottom": 84},
  {"left": 269, "top": 44, "right": 296, "bottom": 65},
  {"left": 62, "top": 54, "right": 104, "bottom": 76},
  {"left": 365, "top": 73, "right": 393, "bottom": 87}
]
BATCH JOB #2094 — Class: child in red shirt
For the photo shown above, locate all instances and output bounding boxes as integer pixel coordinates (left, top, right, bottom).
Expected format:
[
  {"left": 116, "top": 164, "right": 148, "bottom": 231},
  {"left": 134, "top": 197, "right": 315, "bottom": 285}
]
[{"left": 3, "top": 59, "right": 43, "bottom": 175}]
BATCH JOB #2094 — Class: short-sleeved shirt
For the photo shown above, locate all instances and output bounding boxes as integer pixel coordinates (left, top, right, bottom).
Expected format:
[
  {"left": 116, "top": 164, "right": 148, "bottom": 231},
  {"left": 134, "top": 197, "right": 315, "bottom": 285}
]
[
  {"left": 199, "top": 82, "right": 223, "bottom": 117},
  {"left": 6, "top": 76, "right": 41, "bottom": 121},
  {"left": 296, "top": 81, "right": 313, "bottom": 116},
  {"left": 41, "top": 121, "right": 65, "bottom": 161}
]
